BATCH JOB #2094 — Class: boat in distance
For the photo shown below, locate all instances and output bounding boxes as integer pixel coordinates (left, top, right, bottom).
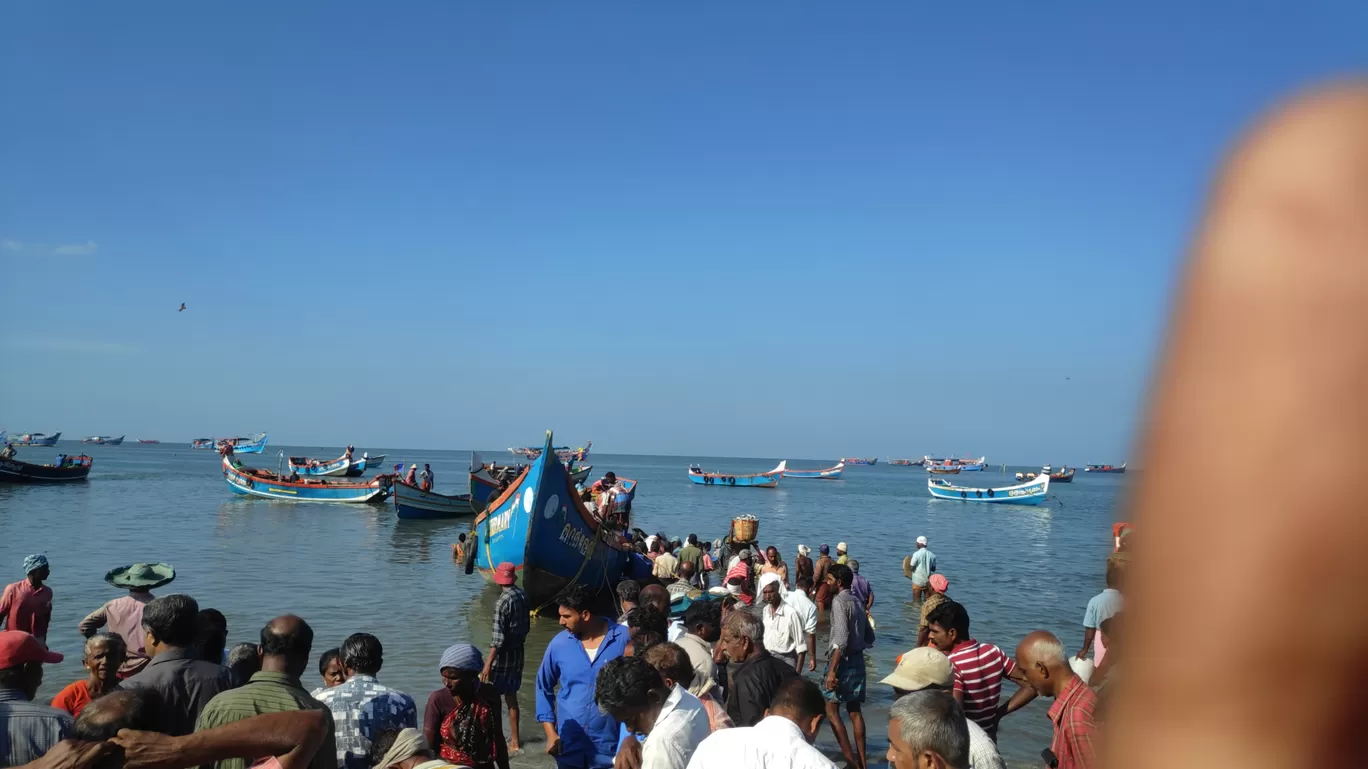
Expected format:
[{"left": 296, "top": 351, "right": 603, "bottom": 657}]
[
  {"left": 926, "top": 466, "right": 962, "bottom": 475},
  {"left": 9, "top": 432, "right": 61, "bottom": 447},
  {"left": 508, "top": 440, "right": 592, "bottom": 462},
  {"left": 840, "top": 457, "right": 878, "bottom": 466},
  {"left": 394, "top": 479, "right": 476, "bottom": 519},
  {"left": 0, "top": 453, "right": 93, "bottom": 483},
  {"left": 81, "top": 435, "right": 125, "bottom": 445},
  {"left": 923, "top": 455, "right": 987, "bottom": 471},
  {"left": 888, "top": 458, "right": 925, "bottom": 466},
  {"left": 216, "top": 433, "right": 268, "bottom": 454},
  {"left": 1085, "top": 463, "right": 1126, "bottom": 473},
  {"left": 191, "top": 438, "right": 215, "bottom": 450},
  {"left": 928, "top": 474, "right": 1049, "bottom": 505},
  {"left": 288, "top": 449, "right": 378, "bottom": 478},
  {"left": 782, "top": 462, "right": 844, "bottom": 480},
  {"left": 222, "top": 453, "right": 392, "bottom": 502},
  {"left": 136, "top": 439, "right": 161, "bottom": 444},
  {"left": 688, "top": 461, "right": 787, "bottom": 488},
  {"left": 1047, "top": 466, "right": 1075, "bottom": 482}
]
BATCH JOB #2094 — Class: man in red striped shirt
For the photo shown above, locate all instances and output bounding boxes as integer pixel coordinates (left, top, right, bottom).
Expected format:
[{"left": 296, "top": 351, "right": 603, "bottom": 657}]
[{"left": 925, "top": 600, "right": 1035, "bottom": 740}]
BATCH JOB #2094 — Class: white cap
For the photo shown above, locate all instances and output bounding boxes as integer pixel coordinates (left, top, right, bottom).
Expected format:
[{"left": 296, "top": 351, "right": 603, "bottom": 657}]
[
  {"left": 916, "top": 536, "right": 928, "bottom": 546},
  {"left": 837, "top": 541, "right": 848, "bottom": 552},
  {"left": 881, "top": 647, "right": 954, "bottom": 690}
]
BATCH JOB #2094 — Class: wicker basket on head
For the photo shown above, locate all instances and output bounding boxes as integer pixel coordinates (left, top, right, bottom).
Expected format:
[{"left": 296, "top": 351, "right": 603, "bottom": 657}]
[{"left": 731, "top": 516, "right": 759, "bottom": 543}]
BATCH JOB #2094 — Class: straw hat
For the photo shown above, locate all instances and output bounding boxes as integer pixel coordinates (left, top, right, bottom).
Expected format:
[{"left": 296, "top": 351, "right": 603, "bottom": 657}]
[{"left": 104, "top": 563, "right": 176, "bottom": 590}]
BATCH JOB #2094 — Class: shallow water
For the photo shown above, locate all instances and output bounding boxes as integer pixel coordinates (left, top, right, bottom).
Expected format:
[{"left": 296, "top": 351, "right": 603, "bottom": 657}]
[{"left": 0, "top": 444, "right": 1124, "bottom": 766}]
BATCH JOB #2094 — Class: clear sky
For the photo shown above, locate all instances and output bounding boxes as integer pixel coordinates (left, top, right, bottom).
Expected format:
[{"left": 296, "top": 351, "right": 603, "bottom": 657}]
[{"left": 2, "top": 2, "right": 1363, "bottom": 461}]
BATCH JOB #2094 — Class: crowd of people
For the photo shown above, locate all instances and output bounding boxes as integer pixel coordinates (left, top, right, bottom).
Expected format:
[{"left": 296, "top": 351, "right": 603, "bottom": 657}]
[{"left": 0, "top": 530, "right": 1126, "bottom": 769}]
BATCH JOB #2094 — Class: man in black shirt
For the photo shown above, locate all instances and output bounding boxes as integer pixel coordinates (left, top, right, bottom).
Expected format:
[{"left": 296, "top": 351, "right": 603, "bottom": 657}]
[{"left": 718, "top": 610, "right": 796, "bottom": 727}]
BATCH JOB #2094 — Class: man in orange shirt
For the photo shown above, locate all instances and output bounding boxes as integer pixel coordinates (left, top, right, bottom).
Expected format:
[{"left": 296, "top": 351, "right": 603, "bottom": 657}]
[{"left": 0, "top": 556, "right": 53, "bottom": 643}]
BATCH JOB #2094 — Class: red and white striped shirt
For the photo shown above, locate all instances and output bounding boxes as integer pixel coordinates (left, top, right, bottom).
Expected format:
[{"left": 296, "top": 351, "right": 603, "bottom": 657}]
[{"left": 947, "top": 639, "right": 1017, "bottom": 736}]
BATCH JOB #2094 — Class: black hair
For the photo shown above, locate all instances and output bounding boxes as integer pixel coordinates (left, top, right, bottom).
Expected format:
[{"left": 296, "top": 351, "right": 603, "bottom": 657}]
[
  {"left": 683, "top": 600, "right": 721, "bottom": 632},
  {"left": 556, "top": 584, "right": 594, "bottom": 614},
  {"left": 595, "top": 655, "right": 664, "bottom": 715},
  {"left": 829, "top": 564, "right": 854, "bottom": 589},
  {"left": 643, "top": 642, "right": 694, "bottom": 689},
  {"left": 196, "top": 608, "right": 229, "bottom": 663},
  {"left": 625, "top": 606, "right": 669, "bottom": 638},
  {"left": 720, "top": 595, "right": 739, "bottom": 611},
  {"left": 629, "top": 629, "right": 664, "bottom": 654},
  {"left": 142, "top": 595, "right": 201, "bottom": 648},
  {"left": 926, "top": 600, "right": 970, "bottom": 639},
  {"left": 796, "top": 576, "right": 813, "bottom": 591},
  {"left": 769, "top": 675, "right": 826, "bottom": 721},
  {"left": 616, "top": 580, "right": 641, "bottom": 604},
  {"left": 318, "top": 647, "right": 342, "bottom": 675},
  {"left": 687, "top": 534, "right": 698, "bottom": 545},
  {"left": 0, "top": 663, "right": 37, "bottom": 690},
  {"left": 701, "top": 541, "right": 711, "bottom": 552},
  {"left": 72, "top": 689, "right": 162, "bottom": 740},
  {"left": 261, "top": 617, "right": 314, "bottom": 661},
  {"left": 341, "top": 633, "right": 384, "bottom": 676}
]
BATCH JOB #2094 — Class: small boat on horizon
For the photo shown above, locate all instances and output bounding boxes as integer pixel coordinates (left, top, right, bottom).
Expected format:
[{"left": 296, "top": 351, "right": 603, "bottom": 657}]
[
  {"left": 191, "top": 438, "right": 216, "bottom": 450},
  {"left": 9, "top": 432, "right": 61, "bottom": 447},
  {"left": 0, "top": 451, "right": 93, "bottom": 483},
  {"left": 688, "top": 461, "right": 786, "bottom": 488},
  {"left": 216, "top": 433, "right": 269, "bottom": 454},
  {"left": 888, "top": 458, "right": 925, "bottom": 467},
  {"left": 1085, "top": 463, "right": 1127, "bottom": 473},
  {"left": 840, "top": 457, "right": 878, "bottom": 466},
  {"left": 924, "top": 455, "right": 987, "bottom": 471},
  {"left": 222, "top": 453, "right": 392, "bottom": 503},
  {"left": 928, "top": 474, "right": 1049, "bottom": 505},
  {"left": 1046, "top": 466, "right": 1075, "bottom": 482},
  {"left": 81, "top": 435, "right": 125, "bottom": 446},
  {"left": 782, "top": 462, "right": 844, "bottom": 480},
  {"left": 508, "top": 440, "right": 592, "bottom": 463},
  {"left": 137, "top": 439, "right": 161, "bottom": 444}
]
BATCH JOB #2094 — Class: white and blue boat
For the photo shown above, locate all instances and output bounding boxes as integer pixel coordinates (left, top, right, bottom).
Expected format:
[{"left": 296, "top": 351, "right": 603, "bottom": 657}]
[
  {"left": 10, "top": 432, "right": 61, "bottom": 447},
  {"left": 223, "top": 453, "right": 392, "bottom": 503},
  {"left": 288, "top": 451, "right": 360, "bottom": 477},
  {"left": 394, "top": 479, "right": 476, "bottom": 519},
  {"left": 782, "top": 461, "right": 844, "bottom": 480},
  {"left": 469, "top": 432, "right": 637, "bottom": 608},
  {"left": 217, "top": 433, "right": 268, "bottom": 454},
  {"left": 687, "top": 461, "right": 786, "bottom": 488},
  {"left": 927, "top": 474, "right": 1049, "bottom": 505}
]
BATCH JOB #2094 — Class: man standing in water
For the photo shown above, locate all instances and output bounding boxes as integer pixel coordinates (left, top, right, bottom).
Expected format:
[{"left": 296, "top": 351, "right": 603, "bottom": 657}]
[
  {"left": 0, "top": 555, "right": 53, "bottom": 642},
  {"left": 535, "top": 584, "right": 629, "bottom": 768},
  {"left": 824, "top": 564, "right": 872, "bottom": 769},
  {"left": 906, "top": 537, "right": 937, "bottom": 602},
  {"left": 1075, "top": 559, "right": 1123, "bottom": 665},
  {"left": 1017, "top": 631, "right": 1098, "bottom": 769},
  {"left": 481, "top": 562, "right": 528, "bottom": 754},
  {"left": 812, "top": 545, "right": 835, "bottom": 621},
  {"left": 79, "top": 562, "right": 177, "bottom": 677}
]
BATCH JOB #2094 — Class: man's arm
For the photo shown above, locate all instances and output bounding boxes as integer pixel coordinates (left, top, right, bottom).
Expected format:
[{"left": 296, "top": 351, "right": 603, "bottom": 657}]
[
  {"left": 998, "top": 667, "right": 1038, "bottom": 718},
  {"left": 78, "top": 604, "right": 108, "bottom": 637},
  {"left": 0, "top": 584, "right": 14, "bottom": 629},
  {"left": 805, "top": 632, "right": 817, "bottom": 672},
  {"left": 114, "top": 710, "right": 328, "bottom": 769},
  {"left": 534, "top": 644, "right": 561, "bottom": 753},
  {"left": 1077, "top": 626, "right": 1097, "bottom": 660}
]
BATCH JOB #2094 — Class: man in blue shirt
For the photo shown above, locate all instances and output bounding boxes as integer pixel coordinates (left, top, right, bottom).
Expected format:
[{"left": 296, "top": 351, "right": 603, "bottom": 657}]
[
  {"left": 1076, "top": 559, "right": 1125, "bottom": 664},
  {"left": 536, "top": 584, "right": 629, "bottom": 769},
  {"left": 907, "top": 536, "right": 937, "bottom": 602}
]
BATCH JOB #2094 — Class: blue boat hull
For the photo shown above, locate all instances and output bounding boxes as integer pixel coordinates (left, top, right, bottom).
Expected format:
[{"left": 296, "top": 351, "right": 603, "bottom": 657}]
[
  {"left": 288, "top": 455, "right": 354, "bottom": 477},
  {"left": 927, "top": 475, "right": 1048, "bottom": 505},
  {"left": 11, "top": 433, "right": 61, "bottom": 447},
  {"left": 783, "top": 462, "right": 843, "bottom": 480},
  {"left": 394, "top": 479, "right": 475, "bottom": 519},
  {"left": 219, "top": 434, "right": 268, "bottom": 454},
  {"left": 473, "top": 432, "right": 633, "bottom": 609},
  {"left": 687, "top": 461, "right": 785, "bottom": 488},
  {"left": 223, "top": 455, "right": 390, "bottom": 502}
]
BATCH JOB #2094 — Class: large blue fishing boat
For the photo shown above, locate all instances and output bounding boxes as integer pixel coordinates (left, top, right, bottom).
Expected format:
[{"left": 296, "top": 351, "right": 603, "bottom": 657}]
[
  {"left": 927, "top": 474, "right": 1049, "bottom": 505},
  {"left": 287, "top": 449, "right": 372, "bottom": 478},
  {"left": 469, "top": 432, "right": 635, "bottom": 609},
  {"left": 688, "top": 461, "right": 786, "bottom": 488},
  {"left": 10, "top": 432, "right": 61, "bottom": 447},
  {"left": 217, "top": 433, "right": 268, "bottom": 454},
  {"left": 222, "top": 454, "right": 392, "bottom": 502},
  {"left": 782, "top": 462, "right": 844, "bottom": 480}
]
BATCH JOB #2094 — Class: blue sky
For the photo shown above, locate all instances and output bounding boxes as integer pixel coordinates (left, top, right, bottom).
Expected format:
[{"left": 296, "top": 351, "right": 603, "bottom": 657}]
[{"left": 2, "top": 2, "right": 1363, "bottom": 460}]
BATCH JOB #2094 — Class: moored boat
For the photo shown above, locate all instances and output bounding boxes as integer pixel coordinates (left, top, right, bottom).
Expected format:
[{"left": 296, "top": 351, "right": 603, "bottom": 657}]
[
  {"left": 10, "top": 432, "right": 61, "bottom": 447},
  {"left": 1085, "top": 463, "right": 1127, "bottom": 473},
  {"left": 0, "top": 451, "right": 93, "bottom": 483},
  {"left": 928, "top": 474, "right": 1049, "bottom": 505},
  {"left": 222, "top": 453, "right": 392, "bottom": 502},
  {"left": 394, "top": 479, "right": 476, "bottom": 519},
  {"left": 216, "top": 433, "right": 268, "bottom": 454},
  {"left": 81, "top": 435, "right": 125, "bottom": 445},
  {"left": 191, "top": 438, "right": 216, "bottom": 450},
  {"left": 888, "top": 458, "right": 924, "bottom": 466},
  {"left": 1048, "top": 467, "right": 1075, "bottom": 482},
  {"left": 288, "top": 450, "right": 360, "bottom": 478},
  {"left": 782, "top": 462, "right": 844, "bottom": 480},
  {"left": 926, "top": 466, "right": 962, "bottom": 475},
  {"left": 137, "top": 439, "right": 161, "bottom": 444},
  {"left": 923, "top": 455, "right": 987, "bottom": 471},
  {"left": 469, "top": 431, "right": 635, "bottom": 608},
  {"left": 688, "top": 461, "right": 786, "bottom": 488},
  {"left": 840, "top": 457, "right": 878, "bottom": 466},
  {"left": 508, "top": 441, "right": 592, "bottom": 462}
]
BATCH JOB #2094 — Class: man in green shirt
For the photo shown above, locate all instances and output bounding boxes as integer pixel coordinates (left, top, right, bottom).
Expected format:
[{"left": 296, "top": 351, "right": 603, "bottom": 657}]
[
  {"left": 196, "top": 615, "right": 336, "bottom": 769},
  {"left": 677, "top": 535, "right": 703, "bottom": 587}
]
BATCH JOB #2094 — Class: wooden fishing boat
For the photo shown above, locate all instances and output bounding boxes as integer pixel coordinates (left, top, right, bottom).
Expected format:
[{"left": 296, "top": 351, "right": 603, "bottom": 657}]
[
  {"left": 926, "top": 466, "right": 962, "bottom": 475},
  {"left": 888, "top": 458, "right": 924, "bottom": 466},
  {"left": 137, "top": 439, "right": 161, "bottom": 445},
  {"left": 782, "top": 462, "right": 844, "bottom": 480},
  {"left": 928, "top": 474, "right": 1049, "bottom": 505},
  {"left": 1048, "top": 467, "right": 1075, "bottom": 482},
  {"left": 222, "top": 454, "right": 392, "bottom": 503},
  {"left": 924, "top": 455, "right": 987, "bottom": 471},
  {"left": 508, "top": 441, "right": 592, "bottom": 462},
  {"left": 341, "top": 455, "right": 387, "bottom": 478},
  {"left": 569, "top": 464, "right": 593, "bottom": 485},
  {"left": 81, "top": 435, "right": 124, "bottom": 445},
  {"left": 394, "top": 479, "right": 476, "bottom": 519},
  {"left": 840, "top": 457, "right": 878, "bottom": 466},
  {"left": 10, "top": 432, "right": 61, "bottom": 447},
  {"left": 470, "top": 431, "right": 635, "bottom": 608},
  {"left": 191, "top": 438, "right": 216, "bottom": 450},
  {"left": 288, "top": 453, "right": 357, "bottom": 477},
  {"left": 0, "top": 453, "right": 93, "bottom": 483},
  {"left": 688, "top": 461, "right": 786, "bottom": 488},
  {"left": 1085, "top": 463, "right": 1126, "bottom": 473},
  {"left": 1015, "top": 471, "right": 1040, "bottom": 481},
  {"left": 217, "top": 433, "right": 268, "bottom": 454}
]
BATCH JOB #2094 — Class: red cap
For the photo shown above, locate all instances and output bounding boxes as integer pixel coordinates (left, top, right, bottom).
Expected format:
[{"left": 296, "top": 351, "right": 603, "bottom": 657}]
[
  {"left": 493, "top": 562, "right": 517, "bottom": 586},
  {"left": 0, "top": 631, "right": 64, "bottom": 667}
]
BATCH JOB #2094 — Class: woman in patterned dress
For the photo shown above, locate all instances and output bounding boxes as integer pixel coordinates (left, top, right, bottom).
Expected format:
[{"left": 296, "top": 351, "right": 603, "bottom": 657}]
[{"left": 422, "top": 644, "right": 509, "bottom": 769}]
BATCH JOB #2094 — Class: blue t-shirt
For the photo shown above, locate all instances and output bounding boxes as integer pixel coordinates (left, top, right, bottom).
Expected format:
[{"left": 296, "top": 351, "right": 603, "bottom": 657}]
[
  {"left": 1082, "top": 588, "right": 1123, "bottom": 629},
  {"left": 910, "top": 548, "right": 937, "bottom": 585}
]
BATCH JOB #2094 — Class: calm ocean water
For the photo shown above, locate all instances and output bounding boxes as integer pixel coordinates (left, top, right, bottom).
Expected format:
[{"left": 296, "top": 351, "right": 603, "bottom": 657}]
[{"left": 0, "top": 442, "right": 1125, "bottom": 767}]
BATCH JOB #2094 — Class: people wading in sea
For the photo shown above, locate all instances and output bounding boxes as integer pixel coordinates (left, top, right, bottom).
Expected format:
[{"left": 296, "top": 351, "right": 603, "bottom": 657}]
[
  {"left": 1075, "top": 559, "right": 1123, "bottom": 665},
  {"left": 786, "top": 577, "right": 819, "bottom": 672},
  {"left": 480, "top": 563, "right": 528, "bottom": 755},
  {"left": 823, "top": 564, "right": 873, "bottom": 769},
  {"left": 812, "top": 545, "right": 835, "bottom": 621},
  {"left": 0, "top": 555, "right": 53, "bottom": 643},
  {"left": 835, "top": 542, "right": 850, "bottom": 566},
  {"left": 906, "top": 536, "right": 937, "bottom": 603},
  {"left": 917, "top": 574, "right": 951, "bottom": 648},
  {"left": 794, "top": 545, "right": 814, "bottom": 589},
  {"left": 79, "top": 562, "right": 177, "bottom": 678}
]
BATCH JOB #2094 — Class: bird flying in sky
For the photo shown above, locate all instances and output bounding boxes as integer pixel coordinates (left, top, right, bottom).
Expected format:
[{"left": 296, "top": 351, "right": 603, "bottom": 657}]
[{"left": 178, "top": 303, "right": 186, "bottom": 312}]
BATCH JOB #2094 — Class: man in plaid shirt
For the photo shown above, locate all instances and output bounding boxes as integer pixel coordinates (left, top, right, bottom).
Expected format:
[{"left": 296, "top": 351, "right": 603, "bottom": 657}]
[
  {"left": 481, "top": 562, "right": 529, "bottom": 753},
  {"left": 313, "top": 633, "right": 417, "bottom": 769},
  {"left": 1015, "top": 631, "right": 1098, "bottom": 769}
]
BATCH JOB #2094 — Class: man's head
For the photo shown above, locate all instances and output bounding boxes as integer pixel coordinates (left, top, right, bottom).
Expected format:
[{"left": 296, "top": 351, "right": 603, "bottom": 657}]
[
  {"left": 925, "top": 601, "right": 969, "bottom": 654},
  {"left": 760, "top": 574, "right": 784, "bottom": 609},
  {"left": 916, "top": 535, "right": 928, "bottom": 550},
  {"left": 737, "top": 548, "right": 753, "bottom": 564},
  {"left": 261, "top": 615, "right": 315, "bottom": 678},
  {"left": 837, "top": 542, "right": 848, "bottom": 556},
  {"left": 677, "top": 561, "right": 696, "bottom": 583},
  {"left": 638, "top": 584, "right": 670, "bottom": 615},
  {"left": 626, "top": 629, "right": 665, "bottom": 657},
  {"left": 625, "top": 606, "right": 669, "bottom": 639},
  {"left": 0, "top": 630, "right": 64, "bottom": 699},
  {"left": 195, "top": 608, "right": 228, "bottom": 664},
  {"left": 767, "top": 676, "right": 828, "bottom": 743},
  {"left": 438, "top": 644, "right": 484, "bottom": 700},
  {"left": 22, "top": 554, "right": 49, "bottom": 584},
  {"left": 719, "top": 610, "right": 763, "bottom": 664},
  {"left": 318, "top": 647, "right": 345, "bottom": 687},
  {"left": 1105, "top": 559, "right": 1125, "bottom": 591},
  {"left": 594, "top": 655, "right": 671, "bottom": 736},
  {"left": 881, "top": 647, "right": 954, "bottom": 697},
  {"left": 642, "top": 642, "right": 694, "bottom": 691},
  {"left": 765, "top": 546, "right": 780, "bottom": 564},
  {"left": 341, "top": 632, "right": 384, "bottom": 677},
  {"left": 83, "top": 633, "right": 127, "bottom": 687},
  {"left": 603, "top": 472, "right": 617, "bottom": 485},
  {"left": 928, "top": 574, "right": 949, "bottom": 595},
  {"left": 227, "top": 642, "right": 260, "bottom": 682},
  {"left": 796, "top": 575, "right": 813, "bottom": 594},
  {"left": 848, "top": 559, "right": 861, "bottom": 574},
  {"left": 827, "top": 564, "right": 853, "bottom": 592},
  {"left": 687, "top": 534, "right": 698, "bottom": 546},
  {"left": 683, "top": 600, "right": 722, "bottom": 643},
  {"left": 819, "top": 544, "right": 830, "bottom": 557},
  {"left": 556, "top": 584, "right": 598, "bottom": 638},
  {"left": 1015, "top": 631, "right": 1073, "bottom": 698},
  {"left": 369, "top": 728, "right": 432, "bottom": 769},
  {"left": 72, "top": 688, "right": 161, "bottom": 740},
  {"left": 141, "top": 595, "right": 200, "bottom": 656},
  {"left": 886, "top": 690, "right": 970, "bottom": 769},
  {"left": 616, "top": 579, "right": 641, "bottom": 611}
]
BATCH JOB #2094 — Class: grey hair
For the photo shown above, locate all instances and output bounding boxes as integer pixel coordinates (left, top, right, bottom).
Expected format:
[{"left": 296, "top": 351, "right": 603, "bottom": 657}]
[
  {"left": 890, "top": 690, "right": 970, "bottom": 769},
  {"left": 848, "top": 559, "right": 860, "bottom": 573},
  {"left": 722, "top": 609, "right": 763, "bottom": 645},
  {"left": 1020, "top": 632, "right": 1068, "bottom": 667},
  {"left": 84, "top": 632, "right": 127, "bottom": 661}
]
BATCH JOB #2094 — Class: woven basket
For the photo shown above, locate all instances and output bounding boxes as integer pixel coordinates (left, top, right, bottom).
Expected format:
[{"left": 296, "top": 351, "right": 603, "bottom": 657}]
[{"left": 731, "top": 517, "right": 759, "bottom": 542}]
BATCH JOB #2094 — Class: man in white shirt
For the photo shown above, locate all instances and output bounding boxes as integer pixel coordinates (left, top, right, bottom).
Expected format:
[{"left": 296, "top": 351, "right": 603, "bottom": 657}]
[
  {"left": 758, "top": 574, "right": 806, "bottom": 671},
  {"left": 880, "top": 647, "right": 1006, "bottom": 769},
  {"left": 675, "top": 603, "right": 722, "bottom": 699},
  {"left": 785, "top": 576, "right": 819, "bottom": 673},
  {"left": 595, "top": 655, "right": 710, "bottom": 769},
  {"left": 686, "top": 676, "right": 836, "bottom": 769}
]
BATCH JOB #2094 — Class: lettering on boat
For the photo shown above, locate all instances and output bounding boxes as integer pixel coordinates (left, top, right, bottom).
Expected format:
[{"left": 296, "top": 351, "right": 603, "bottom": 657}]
[
  {"left": 559, "top": 524, "right": 595, "bottom": 556},
  {"left": 488, "top": 509, "right": 514, "bottom": 537},
  {"left": 1008, "top": 486, "right": 1040, "bottom": 497}
]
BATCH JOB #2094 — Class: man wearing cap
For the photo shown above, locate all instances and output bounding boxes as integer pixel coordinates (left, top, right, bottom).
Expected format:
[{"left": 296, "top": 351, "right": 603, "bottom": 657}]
[
  {"left": 0, "top": 630, "right": 72, "bottom": 766},
  {"left": 907, "top": 536, "right": 937, "bottom": 602},
  {"left": 480, "top": 562, "right": 528, "bottom": 754},
  {"left": 0, "top": 555, "right": 53, "bottom": 643},
  {"left": 835, "top": 543, "right": 849, "bottom": 566},
  {"left": 881, "top": 648, "right": 1006, "bottom": 769},
  {"left": 79, "top": 562, "right": 177, "bottom": 677},
  {"left": 794, "top": 545, "right": 814, "bottom": 588}
]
